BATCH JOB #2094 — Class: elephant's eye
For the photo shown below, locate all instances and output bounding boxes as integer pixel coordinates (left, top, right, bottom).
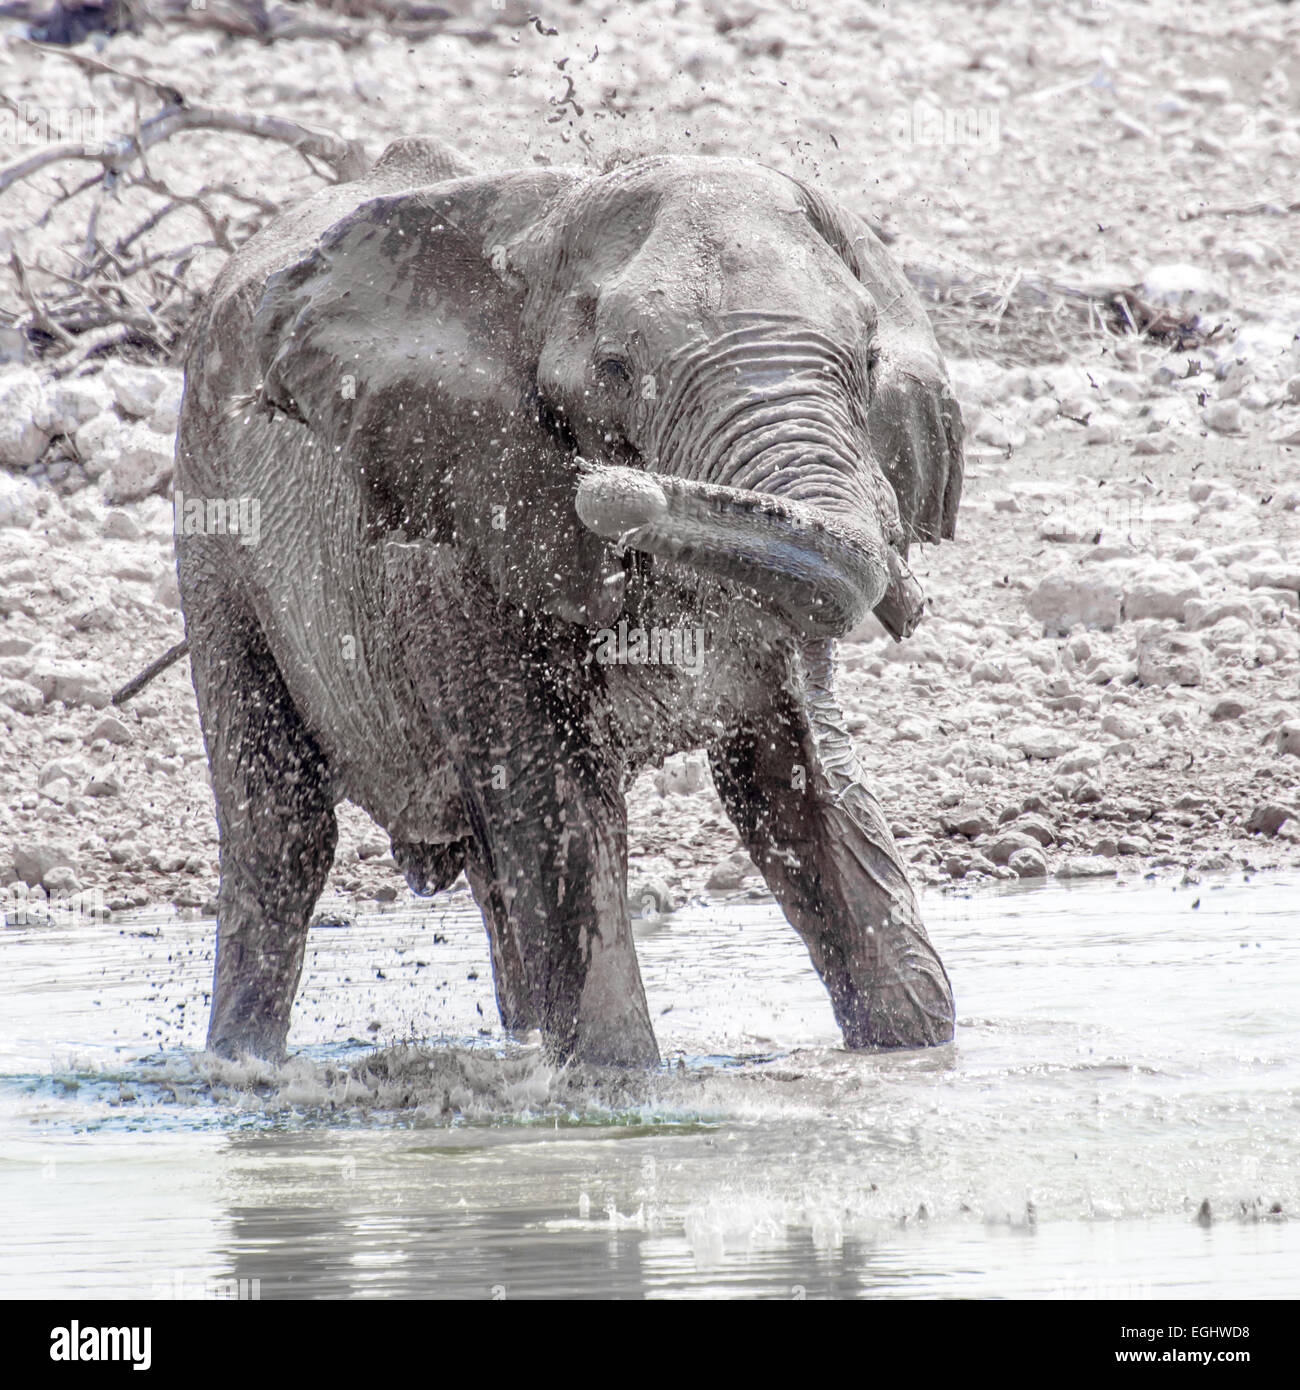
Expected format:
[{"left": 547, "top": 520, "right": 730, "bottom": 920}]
[{"left": 597, "top": 357, "right": 632, "bottom": 390}]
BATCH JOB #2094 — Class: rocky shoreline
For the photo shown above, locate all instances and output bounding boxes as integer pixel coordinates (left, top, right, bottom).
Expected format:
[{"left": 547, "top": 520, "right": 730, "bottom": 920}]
[
  {"left": 3, "top": 324, "right": 1300, "bottom": 924},
  {"left": 3, "top": 0, "right": 1300, "bottom": 922}
]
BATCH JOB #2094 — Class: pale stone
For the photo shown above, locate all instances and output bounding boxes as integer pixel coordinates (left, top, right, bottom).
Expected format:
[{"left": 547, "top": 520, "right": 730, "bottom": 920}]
[
  {"left": 1004, "top": 725, "right": 1080, "bottom": 760},
  {"left": 12, "top": 841, "right": 77, "bottom": 888},
  {"left": 1026, "top": 566, "right": 1123, "bottom": 635},
  {"left": 102, "top": 424, "right": 174, "bottom": 505},
  {"left": 1136, "top": 630, "right": 1203, "bottom": 687},
  {"left": 0, "top": 367, "right": 51, "bottom": 467},
  {"left": 1122, "top": 562, "right": 1204, "bottom": 622}
]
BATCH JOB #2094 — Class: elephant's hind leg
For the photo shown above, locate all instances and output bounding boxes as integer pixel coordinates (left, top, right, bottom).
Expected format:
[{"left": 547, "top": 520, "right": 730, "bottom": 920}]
[
  {"left": 186, "top": 594, "right": 337, "bottom": 1061},
  {"left": 711, "top": 650, "right": 954, "bottom": 1050},
  {"left": 387, "top": 548, "right": 657, "bottom": 1066}
]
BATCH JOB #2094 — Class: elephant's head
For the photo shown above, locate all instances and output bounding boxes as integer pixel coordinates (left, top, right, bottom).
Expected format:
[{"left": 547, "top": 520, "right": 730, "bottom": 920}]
[{"left": 252, "top": 152, "right": 962, "bottom": 640}]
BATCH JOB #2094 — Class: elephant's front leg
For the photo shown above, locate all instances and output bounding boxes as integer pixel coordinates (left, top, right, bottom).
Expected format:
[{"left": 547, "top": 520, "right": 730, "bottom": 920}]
[{"left": 711, "top": 640, "right": 954, "bottom": 1049}]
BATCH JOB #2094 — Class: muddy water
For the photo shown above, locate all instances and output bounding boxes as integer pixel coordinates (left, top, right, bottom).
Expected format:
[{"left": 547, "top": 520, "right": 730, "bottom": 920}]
[{"left": 1, "top": 875, "right": 1296, "bottom": 1300}]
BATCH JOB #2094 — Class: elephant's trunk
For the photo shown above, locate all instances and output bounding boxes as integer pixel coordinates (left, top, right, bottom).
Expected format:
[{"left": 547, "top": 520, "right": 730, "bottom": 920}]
[
  {"left": 576, "top": 462, "right": 909, "bottom": 640},
  {"left": 574, "top": 316, "right": 924, "bottom": 640}
]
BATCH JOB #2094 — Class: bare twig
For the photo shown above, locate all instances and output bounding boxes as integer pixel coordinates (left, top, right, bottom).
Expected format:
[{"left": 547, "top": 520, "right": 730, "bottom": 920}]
[
  {"left": 112, "top": 639, "right": 190, "bottom": 706},
  {"left": 25, "top": 40, "right": 186, "bottom": 105},
  {"left": 9, "top": 252, "right": 76, "bottom": 345}
]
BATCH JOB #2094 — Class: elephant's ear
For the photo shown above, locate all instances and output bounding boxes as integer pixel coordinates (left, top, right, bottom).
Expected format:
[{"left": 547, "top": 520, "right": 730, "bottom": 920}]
[
  {"left": 251, "top": 173, "right": 626, "bottom": 627},
  {"left": 792, "top": 181, "right": 964, "bottom": 544}
]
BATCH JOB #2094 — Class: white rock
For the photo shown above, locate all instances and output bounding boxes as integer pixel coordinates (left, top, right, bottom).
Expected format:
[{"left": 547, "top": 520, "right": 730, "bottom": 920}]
[
  {"left": 1175, "top": 77, "right": 1233, "bottom": 104},
  {"left": 1185, "top": 598, "right": 1253, "bottom": 629},
  {"left": 102, "top": 363, "right": 173, "bottom": 418},
  {"left": 1009, "top": 846, "right": 1048, "bottom": 877},
  {"left": 1101, "top": 710, "right": 1144, "bottom": 740},
  {"left": 1253, "top": 588, "right": 1298, "bottom": 614},
  {"left": 147, "top": 380, "right": 183, "bottom": 436},
  {"left": 11, "top": 841, "right": 77, "bottom": 888},
  {"left": 86, "top": 769, "right": 123, "bottom": 797},
  {"left": 1085, "top": 414, "right": 1121, "bottom": 445},
  {"left": 0, "top": 474, "right": 39, "bottom": 529},
  {"left": 1061, "top": 633, "right": 1092, "bottom": 670},
  {"left": 1058, "top": 745, "right": 1103, "bottom": 775},
  {"left": 0, "top": 678, "right": 43, "bottom": 714},
  {"left": 1248, "top": 563, "right": 1300, "bottom": 593},
  {"left": 1026, "top": 566, "right": 1123, "bottom": 635},
  {"left": 705, "top": 852, "right": 753, "bottom": 892},
  {"left": 1136, "top": 630, "right": 1204, "bottom": 687},
  {"left": 0, "top": 367, "right": 51, "bottom": 467},
  {"left": 46, "top": 376, "right": 114, "bottom": 434},
  {"left": 972, "top": 413, "right": 1022, "bottom": 449},
  {"left": 1056, "top": 857, "right": 1118, "bottom": 880},
  {"left": 1218, "top": 321, "right": 1296, "bottom": 379},
  {"left": 970, "top": 658, "right": 1014, "bottom": 683},
  {"left": 88, "top": 714, "right": 133, "bottom": 745},
  {"left": 1004, "top": 725, "right": 1080, "bottom": 760},
  {"left": 37, "top": 756, "right": 90, "bottom": 789},
  {"left": 1139, "top": 264, "right": 1230, "bottom": 321},
  {"left": 654, "top": 752, "right": 710, "bottom": 797},
  {"left": 26, "top": 660, "right": 111, "bottom": 709},
  {"left": 1122, "top": 562, "right": 1204, "bottom": 622},
  {"left": 101, "top": 509, "right": 141, "bottom": 541},
  {"left": 1113, "top": 111, "right": 1154, "bottom": 141},
  {"left": 42, "top": 864, "right": 81, "bottom": 893},
  {"left": 1202, "top": 616, "right": 1253, "bottom": 650},
  {"left": 1222, "top": 239, "right": 1284, "bottom": 270},
  {"left": 1202, "top": 400, "right": 1244, "bottom": 434},
  {"left": 103, "top": 423, "right": 174, "bottom": 505},
  {"left": 74, "top": 411, "right": 124, "bottom": 478},
  {"left": 1210, "top": 541, "right": 1278, "bottom": 566},
  {"left": 152, "top": 569, "right": 182, "bottom": 611}
]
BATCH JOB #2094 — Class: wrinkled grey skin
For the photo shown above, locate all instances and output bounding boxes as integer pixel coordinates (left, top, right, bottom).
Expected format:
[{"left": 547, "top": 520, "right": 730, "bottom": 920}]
[{"left": 176, "top": 137, "right": 964, "bottom": 1066}]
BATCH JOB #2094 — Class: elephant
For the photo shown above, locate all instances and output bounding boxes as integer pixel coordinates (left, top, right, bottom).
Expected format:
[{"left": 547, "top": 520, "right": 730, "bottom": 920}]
[{"left": 174, "top": 136, "right": 965, "bottom": 1067}]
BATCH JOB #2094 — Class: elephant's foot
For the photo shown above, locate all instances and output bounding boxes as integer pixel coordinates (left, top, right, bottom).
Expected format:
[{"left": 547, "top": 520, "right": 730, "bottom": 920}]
[
  {"left": 207, "top": 937, "right": 300, "bottom": 1064},
  {"left": 711, "top": 640, "right": 953, "bottom": 1050}
]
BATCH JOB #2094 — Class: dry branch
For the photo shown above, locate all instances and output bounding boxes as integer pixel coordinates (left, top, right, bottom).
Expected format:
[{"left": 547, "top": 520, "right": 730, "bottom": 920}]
[
  {"left": 0, "top": 36, "right": 375, "bottom": 371},
  {"left": 0, "top": 98, "right": 368, "bottom": 196},
  {"left": 904, "top": 261, "right": 1211, "bottom": 365}
]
